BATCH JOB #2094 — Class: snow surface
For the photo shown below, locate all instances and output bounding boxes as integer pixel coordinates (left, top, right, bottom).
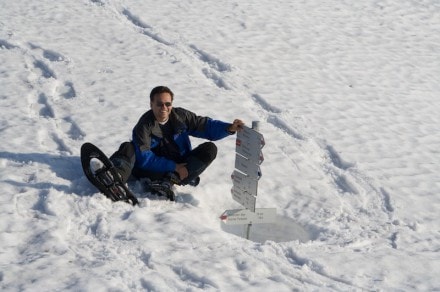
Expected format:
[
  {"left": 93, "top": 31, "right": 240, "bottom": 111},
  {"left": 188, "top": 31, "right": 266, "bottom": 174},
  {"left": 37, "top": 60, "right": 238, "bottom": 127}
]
[{"left": 1, "top": 0, "right": 439, "bottom": 290}]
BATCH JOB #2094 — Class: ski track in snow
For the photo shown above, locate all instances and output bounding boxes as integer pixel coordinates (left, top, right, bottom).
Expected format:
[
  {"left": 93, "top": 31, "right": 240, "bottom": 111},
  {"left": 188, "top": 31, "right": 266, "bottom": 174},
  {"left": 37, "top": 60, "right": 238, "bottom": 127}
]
[
  {"left": 111, "top": 4, "right": 234, "bottom": 91},
  {"left": 0, "top": 38, "right": 86, "bottom": 206},
  {"left": 9, "top": 40, "right": 83, "bottom": 150}
]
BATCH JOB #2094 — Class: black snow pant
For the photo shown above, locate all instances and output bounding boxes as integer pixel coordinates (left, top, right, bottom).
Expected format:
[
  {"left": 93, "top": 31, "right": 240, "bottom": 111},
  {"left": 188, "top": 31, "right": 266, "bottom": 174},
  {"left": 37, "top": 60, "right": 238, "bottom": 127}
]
[
  {"left": 109, "top": 141, "right": 217, "bottom": 185},
  {"left": 109, "top": 141, "right": 136, "bottom": 184}
]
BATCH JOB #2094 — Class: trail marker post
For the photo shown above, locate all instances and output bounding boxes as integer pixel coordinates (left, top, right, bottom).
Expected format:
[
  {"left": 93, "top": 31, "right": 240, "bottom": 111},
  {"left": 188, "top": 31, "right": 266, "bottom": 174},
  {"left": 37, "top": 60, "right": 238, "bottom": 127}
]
[{"left": 220, "top": 121, "right": 276, "bottom": 239}]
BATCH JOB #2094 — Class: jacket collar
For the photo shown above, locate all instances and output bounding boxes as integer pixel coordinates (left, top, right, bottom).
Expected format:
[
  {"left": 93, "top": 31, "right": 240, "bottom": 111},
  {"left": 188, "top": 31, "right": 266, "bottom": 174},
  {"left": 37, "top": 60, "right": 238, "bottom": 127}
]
[{"left": 150, "top": 108, "right": 186, "bottom": 138}]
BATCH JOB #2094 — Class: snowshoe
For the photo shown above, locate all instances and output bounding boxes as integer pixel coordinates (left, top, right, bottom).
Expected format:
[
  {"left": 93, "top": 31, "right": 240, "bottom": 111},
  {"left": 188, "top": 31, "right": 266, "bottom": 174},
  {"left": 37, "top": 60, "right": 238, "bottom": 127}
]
[{"left": 81, "top": 142, "right": 139, "bottom": 206}]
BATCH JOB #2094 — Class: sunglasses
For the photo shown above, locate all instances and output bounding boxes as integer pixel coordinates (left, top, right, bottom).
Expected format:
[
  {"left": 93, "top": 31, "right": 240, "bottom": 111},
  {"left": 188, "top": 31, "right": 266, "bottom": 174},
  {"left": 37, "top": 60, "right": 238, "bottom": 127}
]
[{"left": 155, "top": 101, "right": 172, "bottom": 107}]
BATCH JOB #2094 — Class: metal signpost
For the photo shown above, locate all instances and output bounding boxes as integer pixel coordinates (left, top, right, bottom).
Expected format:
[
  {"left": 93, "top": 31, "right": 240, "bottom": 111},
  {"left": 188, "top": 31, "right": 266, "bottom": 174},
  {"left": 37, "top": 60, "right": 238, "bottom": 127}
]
[{"left": 220, "top": 121, "right": 276, "bottom": 239}]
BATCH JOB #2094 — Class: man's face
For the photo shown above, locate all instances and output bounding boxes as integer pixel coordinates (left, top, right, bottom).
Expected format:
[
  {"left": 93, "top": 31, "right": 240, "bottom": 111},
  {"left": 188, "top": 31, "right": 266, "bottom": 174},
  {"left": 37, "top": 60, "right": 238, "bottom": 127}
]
[{"left": 151, "top": 92, "right": 173, "bottom": 123}]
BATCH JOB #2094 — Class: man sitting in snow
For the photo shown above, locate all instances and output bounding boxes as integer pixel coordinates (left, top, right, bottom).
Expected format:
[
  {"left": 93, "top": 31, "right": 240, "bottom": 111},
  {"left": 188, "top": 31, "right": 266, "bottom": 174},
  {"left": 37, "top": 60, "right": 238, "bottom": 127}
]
[{"left": 108, "top": 85, "right": 244, "bottom": 194}]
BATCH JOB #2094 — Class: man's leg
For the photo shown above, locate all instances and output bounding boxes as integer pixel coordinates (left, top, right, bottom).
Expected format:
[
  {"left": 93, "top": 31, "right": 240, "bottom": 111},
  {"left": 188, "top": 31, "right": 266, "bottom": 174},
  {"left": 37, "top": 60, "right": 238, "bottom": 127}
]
[
  {"left": 109, "top": 142, "right": 136, "bottom": 184},
  {"left": 180, "top": 142, "right": 217, "bottom": 185}
]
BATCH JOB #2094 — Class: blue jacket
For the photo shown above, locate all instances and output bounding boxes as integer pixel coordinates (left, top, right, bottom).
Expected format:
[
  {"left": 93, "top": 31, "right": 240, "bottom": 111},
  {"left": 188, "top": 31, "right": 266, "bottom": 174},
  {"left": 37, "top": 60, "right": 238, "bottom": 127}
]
[{"left": 132, "top": 107, "right": 232, "bottom": 173}]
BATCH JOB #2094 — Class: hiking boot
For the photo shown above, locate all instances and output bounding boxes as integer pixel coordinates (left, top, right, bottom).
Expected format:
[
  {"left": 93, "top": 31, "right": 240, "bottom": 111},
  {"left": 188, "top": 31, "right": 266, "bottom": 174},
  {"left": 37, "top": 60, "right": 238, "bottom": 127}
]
[{"left": 187, "top": 176, "right": 200, "bottom": 187}]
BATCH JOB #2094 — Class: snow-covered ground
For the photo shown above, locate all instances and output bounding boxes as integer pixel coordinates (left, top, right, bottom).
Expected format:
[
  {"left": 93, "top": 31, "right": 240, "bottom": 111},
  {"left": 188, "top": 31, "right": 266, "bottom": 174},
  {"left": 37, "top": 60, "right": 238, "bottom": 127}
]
[{"left": 1, "top": 0, "right": 439, "bottom": 290}]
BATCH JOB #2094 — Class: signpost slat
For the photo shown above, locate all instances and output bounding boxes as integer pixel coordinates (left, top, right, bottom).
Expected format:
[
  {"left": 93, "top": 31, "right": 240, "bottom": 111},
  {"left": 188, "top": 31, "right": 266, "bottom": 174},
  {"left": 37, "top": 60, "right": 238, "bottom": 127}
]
[
  {"left": 231, "top": 170, "right": 258, "bottom": 195},
  {"left": 234, "top": 154, "right": 262, "bottom": 180},
  {"left": 220, "top": 208, "right": 277, "bottom": 225},
  {"left": 231, "top": 185, "right": 256, "bottom": 212}
]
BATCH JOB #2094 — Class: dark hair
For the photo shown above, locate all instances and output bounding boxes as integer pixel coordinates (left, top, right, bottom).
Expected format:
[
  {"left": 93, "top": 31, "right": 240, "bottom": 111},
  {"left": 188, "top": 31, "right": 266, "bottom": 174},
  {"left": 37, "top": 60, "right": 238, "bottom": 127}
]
[{"left": 150, "top": 86, "right": 174, "bottom": 101}]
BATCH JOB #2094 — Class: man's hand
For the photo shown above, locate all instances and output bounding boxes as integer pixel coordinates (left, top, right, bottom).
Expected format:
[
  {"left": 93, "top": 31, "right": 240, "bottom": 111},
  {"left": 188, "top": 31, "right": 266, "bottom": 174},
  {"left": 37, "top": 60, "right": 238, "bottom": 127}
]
[
  {"left": 228, "top": 119, "right": 244, "bottom": 133},
  {"left": 175, "top": 163, "right": 188, "bottom": 180}
]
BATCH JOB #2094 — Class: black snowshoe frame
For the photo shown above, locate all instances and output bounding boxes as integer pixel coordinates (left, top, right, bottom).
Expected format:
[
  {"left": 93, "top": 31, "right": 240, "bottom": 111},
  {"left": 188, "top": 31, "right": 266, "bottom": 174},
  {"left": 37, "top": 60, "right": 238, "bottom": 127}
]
[{"left": 81, "top": 142, "right": 139, "bottom": 206}]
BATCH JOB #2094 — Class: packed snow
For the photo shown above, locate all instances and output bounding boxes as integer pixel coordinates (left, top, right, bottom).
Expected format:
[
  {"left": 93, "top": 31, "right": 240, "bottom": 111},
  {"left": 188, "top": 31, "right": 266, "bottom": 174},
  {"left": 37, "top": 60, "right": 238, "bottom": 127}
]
[{"left": 1, "top": 0, "right": 439, "bottom": 290}]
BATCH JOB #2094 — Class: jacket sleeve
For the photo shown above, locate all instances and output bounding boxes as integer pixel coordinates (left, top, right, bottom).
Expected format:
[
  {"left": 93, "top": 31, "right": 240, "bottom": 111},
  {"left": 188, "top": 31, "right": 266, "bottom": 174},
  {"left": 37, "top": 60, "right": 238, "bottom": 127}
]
[
  {"left": 191, "top": 118, "right": 232, "bottom": 141},
  {"left": 178, "top": 108, "right": 232, "bottom": 141}
]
